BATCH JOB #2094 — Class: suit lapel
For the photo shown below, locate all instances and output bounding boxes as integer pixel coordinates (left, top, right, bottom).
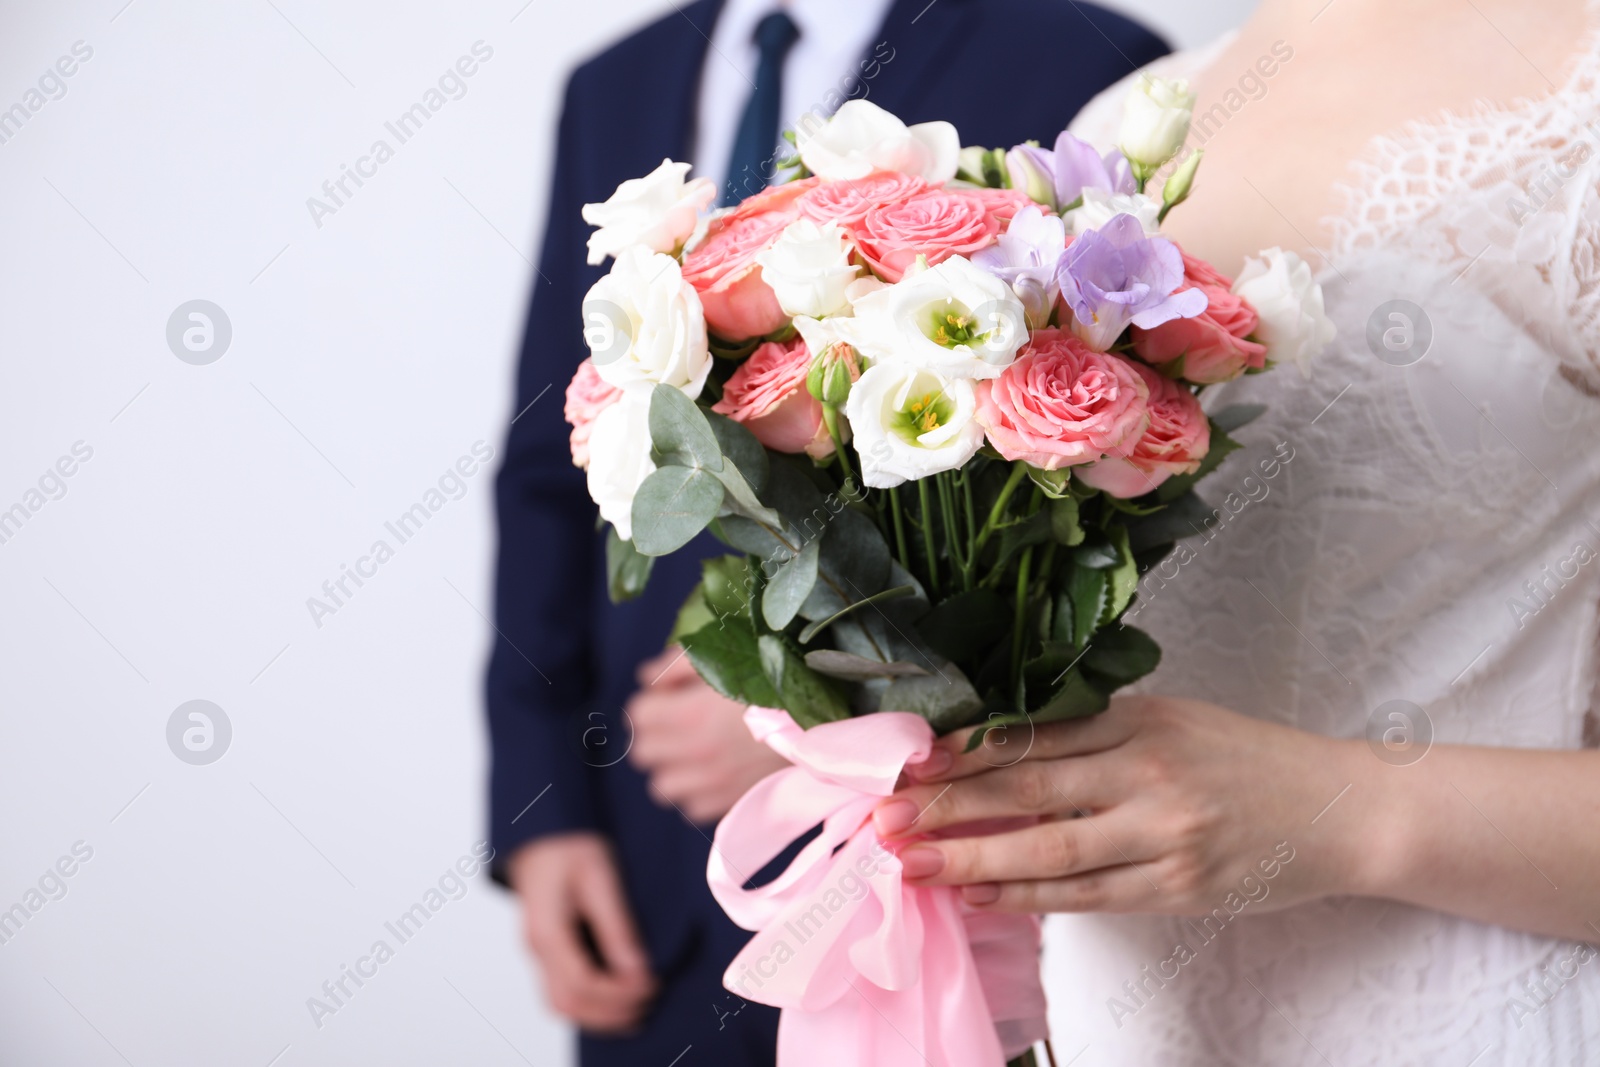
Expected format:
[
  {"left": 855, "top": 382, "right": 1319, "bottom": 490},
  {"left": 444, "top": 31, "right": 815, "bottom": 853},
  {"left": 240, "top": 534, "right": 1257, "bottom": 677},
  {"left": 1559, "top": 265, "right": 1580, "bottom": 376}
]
[{"left": 642, "top": 0, "right": 727, "bottom": 164}]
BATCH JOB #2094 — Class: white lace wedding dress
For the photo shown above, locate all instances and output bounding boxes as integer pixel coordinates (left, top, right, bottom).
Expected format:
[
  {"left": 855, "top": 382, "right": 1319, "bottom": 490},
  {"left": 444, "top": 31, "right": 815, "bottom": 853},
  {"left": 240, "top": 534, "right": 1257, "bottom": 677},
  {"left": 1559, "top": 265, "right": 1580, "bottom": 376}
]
[{"left": 1045, "top": 23, "right": 1600, "bottom": 1067}]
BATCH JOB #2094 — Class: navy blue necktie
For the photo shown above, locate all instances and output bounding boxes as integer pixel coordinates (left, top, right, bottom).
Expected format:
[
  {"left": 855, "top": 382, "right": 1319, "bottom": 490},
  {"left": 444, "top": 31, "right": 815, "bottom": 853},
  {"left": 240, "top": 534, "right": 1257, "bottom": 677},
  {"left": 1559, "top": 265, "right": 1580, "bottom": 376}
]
[{"left": 721, "top": 11, "right": 801, "bottom": 205}]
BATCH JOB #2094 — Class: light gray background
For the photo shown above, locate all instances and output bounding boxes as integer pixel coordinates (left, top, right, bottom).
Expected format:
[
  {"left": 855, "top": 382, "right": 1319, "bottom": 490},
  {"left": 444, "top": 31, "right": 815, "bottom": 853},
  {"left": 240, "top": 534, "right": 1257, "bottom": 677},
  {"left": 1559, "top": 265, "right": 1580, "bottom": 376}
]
[{"left": 0, "top": 1, "right": 1252, "bottom": 1063}]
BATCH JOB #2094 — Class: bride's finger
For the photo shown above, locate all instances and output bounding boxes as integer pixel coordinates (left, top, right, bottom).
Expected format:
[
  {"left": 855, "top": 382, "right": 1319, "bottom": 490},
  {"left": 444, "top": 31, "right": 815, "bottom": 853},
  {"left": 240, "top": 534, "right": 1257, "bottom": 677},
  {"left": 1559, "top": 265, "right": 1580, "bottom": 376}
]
[
  {"left": 907, "top": 704, "right": 1141, "bottom": 785},
  {"left": 896, "top": 811, "right": 1157, "bottom": 887},
  {"left": 959, "top": 863, "right": 1164, "bottom": 915},
  {"left": 876, "top": 753, "right": 1125, "bottom": 838}
]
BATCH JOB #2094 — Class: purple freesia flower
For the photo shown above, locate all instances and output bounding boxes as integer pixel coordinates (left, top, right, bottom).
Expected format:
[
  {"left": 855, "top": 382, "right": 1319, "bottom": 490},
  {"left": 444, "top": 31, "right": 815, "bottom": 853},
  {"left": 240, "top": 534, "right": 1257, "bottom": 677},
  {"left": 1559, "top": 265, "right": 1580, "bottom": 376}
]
[
  {"left": 1006, "top": 131, "right": 1134, "bottom": 212},
  {"left": 973, "top": 206, "right": 1067, "bottom": 328},
  {"left": 1055, "top": 213, "right": 1208, "bottom": 351}
]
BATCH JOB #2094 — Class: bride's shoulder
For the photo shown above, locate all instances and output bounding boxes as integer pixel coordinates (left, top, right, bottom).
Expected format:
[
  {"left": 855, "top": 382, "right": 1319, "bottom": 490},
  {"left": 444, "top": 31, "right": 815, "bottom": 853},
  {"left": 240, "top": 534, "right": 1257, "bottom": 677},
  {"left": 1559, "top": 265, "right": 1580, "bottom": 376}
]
[{"left": 1068, "top": 32, "right": 1237, "bottom": 146}]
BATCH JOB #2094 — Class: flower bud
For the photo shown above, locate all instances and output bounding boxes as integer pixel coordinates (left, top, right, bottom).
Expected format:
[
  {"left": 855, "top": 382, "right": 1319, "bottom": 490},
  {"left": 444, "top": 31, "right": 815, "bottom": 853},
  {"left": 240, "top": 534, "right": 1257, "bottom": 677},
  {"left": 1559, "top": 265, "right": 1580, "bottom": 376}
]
[
  {"left": 1161, "top": 149, "right": 1203, "bottom": 214},
  {"left": 1005, "top": 144, "right": 1057, "bottom": 210},
  {"left": 806, "top": 343, "right": 861, "bottom": 405},
  {"left": 1118, "top": 74, "right": 1196, "bottom": 172}
]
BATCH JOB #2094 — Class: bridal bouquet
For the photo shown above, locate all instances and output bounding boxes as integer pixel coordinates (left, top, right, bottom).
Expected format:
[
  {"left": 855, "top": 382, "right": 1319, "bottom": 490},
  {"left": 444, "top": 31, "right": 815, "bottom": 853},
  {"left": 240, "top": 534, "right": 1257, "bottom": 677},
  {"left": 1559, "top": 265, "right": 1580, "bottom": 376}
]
[{"left": 565, "top": 82, "right": 1333, "bottom": 1067}]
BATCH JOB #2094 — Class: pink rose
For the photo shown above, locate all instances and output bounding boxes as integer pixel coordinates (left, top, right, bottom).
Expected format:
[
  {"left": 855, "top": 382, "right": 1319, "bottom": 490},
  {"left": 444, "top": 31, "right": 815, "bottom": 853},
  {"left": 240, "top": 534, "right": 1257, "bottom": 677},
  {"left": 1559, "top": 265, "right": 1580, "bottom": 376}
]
[
  {"left": 975, "top": 328, "right": 1150, "bottom": 469},
  {"left": 726, "top": 176, "right": 820, "bottom": 221},
  {"left": 962, "top": 186, "right": 1035, "bottom": 223},
  {"left": 711, "top": 337, "right": 833, "bottom": 458},
  {"left": 847, "top": 188, "right": 1001, "bottom": 282},
  {"left": 682, "top": 207, "right": 796, "bottom": 342},
  {"left": 1076, "top": 361, "right": 1210, "bottom": 497},
  {"left": 796, "top": 171, "right": 928, "bottom": 227},
  {"left": 1131, "top": 252, "right": 1266, "bottom": 384},
  {"left": 563, "top": 357, "right": 623, "bottom": 469}
]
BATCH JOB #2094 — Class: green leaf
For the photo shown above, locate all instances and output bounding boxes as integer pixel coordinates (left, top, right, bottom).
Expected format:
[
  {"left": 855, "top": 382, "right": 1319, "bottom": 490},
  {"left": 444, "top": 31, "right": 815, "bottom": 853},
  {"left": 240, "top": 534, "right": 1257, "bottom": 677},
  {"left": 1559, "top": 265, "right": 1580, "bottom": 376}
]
[
  {"left": 804, "top": 650, "right": 930, "bottom": 680},
  {"left": 762, "top": 536, "right": 821, "bottom": 631},
  {"left": 757, "top": 634, "right": 851, "bottom": 728},
  {"left": 682, "top": 619, "right": 780, "bottom": 708},
  {"left": 605, "top": 527, "right": 654, "bottom": 603},
  {"left": 1101, "top": 527, "right": 1139, "bottom": 625},
  {"left": 992, "top": 510, "right": 1052, "bottom": 571},
  {"left": 1211, "top": 403, "right": 1267, "bottom": 434},
  {"left": 1049, "top": 496, "right": 1085, "bottom": 547},
  {"left": 705, "top": 410, "right": 769, "bottom": 496},
  {"left": 1080, "top": 624, "right": 1161, "bottom": 688},
  {"left": 801, "top": 505, "right": 892, "bottom": 621},
  {"left": 916, "top": 588, "right": 1010, "bottom": 663},
  {"left": 1124, "top": 490, "right": 1217, "bottom": 553},
  {"left": 702, "top": 555, "right": 755, "bottom": 621},
  {"left": 1027, "top": 466, "right": 1073, "bottom": 499},
  {"left": 1030, "top": 667, "right": 1110, "bottom": 722},
  {"left": 796, "top": 584, "right": 915, "bottom": 645},
  {"left": 667, "top": 582, "right": 714, "bottom": 646},
  {"left": 1074, "top": 540, "right": 1120, "bottom": 569},
  {"left": 631, "top": 465, "right": 726, "bottom": 556},
  {"left": 648, "top": 384, "right": 723, "bottom": 471},
  {"left": 883, "top": 664, "right": 985, "bottom": 733},
  {"left": 1068, "top": 564, "right": 1108, "bottom": 649}
]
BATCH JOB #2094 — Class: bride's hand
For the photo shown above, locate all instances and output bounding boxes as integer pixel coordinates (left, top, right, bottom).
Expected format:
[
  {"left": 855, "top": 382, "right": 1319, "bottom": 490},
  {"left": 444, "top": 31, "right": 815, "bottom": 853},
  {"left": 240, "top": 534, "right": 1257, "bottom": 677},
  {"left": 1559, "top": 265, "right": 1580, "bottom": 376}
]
[{"left": 873, "top": 695, "right": 1378, "bottom": 914}]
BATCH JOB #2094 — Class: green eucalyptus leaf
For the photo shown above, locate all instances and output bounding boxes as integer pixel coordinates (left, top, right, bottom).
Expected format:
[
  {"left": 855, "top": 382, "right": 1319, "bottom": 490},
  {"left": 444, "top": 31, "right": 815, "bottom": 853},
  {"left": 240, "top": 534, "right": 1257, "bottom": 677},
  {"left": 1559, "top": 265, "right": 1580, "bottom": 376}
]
[
  {"left": 762, "top": 536, "right": 821, "bottom": 630},
  {"left": 705, "top": 409, "right": 769, "bottom": 496},
  {"left": 796, "top": 585, "right": 915, "bottom": 645},
  {"left": 605, "top": 527, "right": 654, "bottom": 603},
  {"left": 631, "top": 465, "right": 725, "bottom": 556},
  {"left": 882, "top": 663, "right": 985, "bottom": 733},
  {"left": 648, "top": 384, "right": 723, "bottom": 471},
  {"left": 804, "top": 650, "right": 930, "bottom": 681}
]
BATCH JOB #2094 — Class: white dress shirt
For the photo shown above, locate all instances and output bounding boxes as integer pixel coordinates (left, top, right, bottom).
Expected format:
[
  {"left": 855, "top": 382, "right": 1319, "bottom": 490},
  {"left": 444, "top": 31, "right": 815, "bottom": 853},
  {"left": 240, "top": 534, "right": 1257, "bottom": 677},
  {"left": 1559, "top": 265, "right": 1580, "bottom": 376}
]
[{"left": 692, "top": 0, "right": 897, "bottom": 192}]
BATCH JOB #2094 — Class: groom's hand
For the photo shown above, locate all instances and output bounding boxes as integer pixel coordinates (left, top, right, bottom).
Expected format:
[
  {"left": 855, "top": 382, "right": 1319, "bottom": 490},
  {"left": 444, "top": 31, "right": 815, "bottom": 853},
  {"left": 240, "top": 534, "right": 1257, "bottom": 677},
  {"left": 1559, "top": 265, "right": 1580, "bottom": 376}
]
[
  {"left": 508, "top": 833, "right": 656, "bottom": 1034},
  {"left": 627, "top": 646, "right": 790, "bottom": 824}
]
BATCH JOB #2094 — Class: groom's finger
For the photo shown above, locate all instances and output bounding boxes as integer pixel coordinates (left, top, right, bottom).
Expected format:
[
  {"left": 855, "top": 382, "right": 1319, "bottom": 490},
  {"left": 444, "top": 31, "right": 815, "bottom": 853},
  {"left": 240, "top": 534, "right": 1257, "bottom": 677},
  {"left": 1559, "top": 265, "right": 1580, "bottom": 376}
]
[
  {"left": 907, "top": 701, "right": 1142, "bottom": 785},
  {"left": 897, "top": 812, "right": 1156, "bottom": 887},
  {"left": 876, "top": 753, "right": 1125, "bottom": 838}
]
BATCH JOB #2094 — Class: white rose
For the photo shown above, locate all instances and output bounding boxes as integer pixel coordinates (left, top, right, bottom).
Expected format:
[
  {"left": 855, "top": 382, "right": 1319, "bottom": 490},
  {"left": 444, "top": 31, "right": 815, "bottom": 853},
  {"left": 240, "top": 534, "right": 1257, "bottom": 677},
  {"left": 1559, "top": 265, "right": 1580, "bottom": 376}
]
[
  {"left": 796, "top": 99, "right": 959, "bottom": 183},
  {"left": 840, "top": 256, "right": 1026, "bottom": 380},
  {"left": 754, "top": 219, "right": 861, "bottom": 319},
  {"left": 1231, "top": 247, "right": 1336, "bottom": 376},
  {"left": 1065, "top": 189, "right": 1162, "bottom": 236},
  {"left": 581, "top": 158, "right": 716, "bottom": 266},
  {"left": 844, "top": 364, "right": 983, "bottom": 488},
  {"left": 584, "top": 393, "right": 656, "bottom": 541},
  {"left": 582, "top": 246, "right": 712, "bottom": 398},
  {"left": 1119, "top": 75, "right": 1196, "bottom": 170}
]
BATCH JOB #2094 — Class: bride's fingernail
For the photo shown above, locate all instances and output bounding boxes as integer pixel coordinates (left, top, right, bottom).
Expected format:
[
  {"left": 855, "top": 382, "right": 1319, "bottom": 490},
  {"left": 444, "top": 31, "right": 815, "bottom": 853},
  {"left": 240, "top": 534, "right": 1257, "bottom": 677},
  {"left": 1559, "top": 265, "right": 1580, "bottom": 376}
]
[
  {"left": 962, "top": 884, "right": 1001, "bottom": 906},
  {"left": 910, "top": 749, "right": 952, "bottom": 779},
  {"left": 899, "top": 846, "right": 945, "bottom": 880},
  {"left": 873, "top": 800, "right": 919, "bottom": 836}
]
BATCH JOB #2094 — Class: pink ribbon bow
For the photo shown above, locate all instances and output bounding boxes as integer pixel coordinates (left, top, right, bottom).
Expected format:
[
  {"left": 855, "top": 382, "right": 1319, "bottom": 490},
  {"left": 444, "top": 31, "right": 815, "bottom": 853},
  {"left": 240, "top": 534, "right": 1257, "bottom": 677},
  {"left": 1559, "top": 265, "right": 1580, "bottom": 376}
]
[{"left": 708, "top": 707, "right": 1049, "bottom": 1066}]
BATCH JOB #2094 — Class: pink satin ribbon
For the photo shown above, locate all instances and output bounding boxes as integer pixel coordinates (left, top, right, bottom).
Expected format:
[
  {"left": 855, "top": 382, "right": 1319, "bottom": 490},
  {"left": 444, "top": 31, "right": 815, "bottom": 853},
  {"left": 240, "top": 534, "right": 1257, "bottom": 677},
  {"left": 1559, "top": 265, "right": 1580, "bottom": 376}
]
[{"left": 708, "top": 707, "right": 1049, "bottom": 1066}]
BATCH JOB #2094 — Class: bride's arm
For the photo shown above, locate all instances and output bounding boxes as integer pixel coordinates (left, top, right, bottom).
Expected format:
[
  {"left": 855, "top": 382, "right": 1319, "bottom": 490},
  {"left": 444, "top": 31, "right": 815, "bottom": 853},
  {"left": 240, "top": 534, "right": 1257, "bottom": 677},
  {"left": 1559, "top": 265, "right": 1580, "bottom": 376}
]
[{"left": 876, "top": 696, "right": 1600, "bottom": 943}]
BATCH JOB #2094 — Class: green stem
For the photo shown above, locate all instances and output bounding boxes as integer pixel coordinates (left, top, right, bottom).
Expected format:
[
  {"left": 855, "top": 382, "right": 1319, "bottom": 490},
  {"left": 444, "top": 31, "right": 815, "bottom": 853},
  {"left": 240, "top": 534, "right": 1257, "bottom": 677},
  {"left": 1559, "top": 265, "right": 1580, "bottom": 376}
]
[
  {"left": 822, "top": 405, "right": 854, "bottom": 488},
  {"left": 936, "top": 473, "right": 967, "bottom": 589},
  {"left": 1011, "top": 545, "right": 1035, "bottom": 700},
  {"left": 917, "top": 478, "right": 941, "bottom": 597},
  {"left": 962, "top": 469, "right": 977, "bottom": 553},
  {"left": 974, "top": 463, "right": 1029, "bottom": 559},
  {"left": 888, "top": 486, "right": 911, "bottom": 573}
]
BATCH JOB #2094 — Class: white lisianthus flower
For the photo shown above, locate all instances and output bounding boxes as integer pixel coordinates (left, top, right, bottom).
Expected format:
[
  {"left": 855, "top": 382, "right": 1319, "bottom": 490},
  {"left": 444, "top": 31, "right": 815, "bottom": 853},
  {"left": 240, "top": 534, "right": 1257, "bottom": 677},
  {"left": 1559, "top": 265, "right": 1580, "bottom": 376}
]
[
  {"left": 754, "top": 219, "right": 862, "bottom": 319},
  {"left": 582, "top": 246, "right": 712, "bottom": 398},
  {"left": 1231, "top": 247, "right": 1337, "bottom": 376},
  {"left": 1066, "top": 189, "right": 1162, "bottom": 236},
  {"left": 581, "top": 159, "right": 716, "bottom": 266},
  {"left": 796, "top": 100, "right": 959, "bottom": 183},
  {"left": 845, "top": 364, "right": 983, "bottom": 488},
  {"left": 840, "top": 256, "right": 1026, "bottom": 380},
  {"left": 584, "top": 393, "right": 656, "bottom": 541},
  {"left": 1118, "top": 75, "right": 1196, "bottom": 171}
]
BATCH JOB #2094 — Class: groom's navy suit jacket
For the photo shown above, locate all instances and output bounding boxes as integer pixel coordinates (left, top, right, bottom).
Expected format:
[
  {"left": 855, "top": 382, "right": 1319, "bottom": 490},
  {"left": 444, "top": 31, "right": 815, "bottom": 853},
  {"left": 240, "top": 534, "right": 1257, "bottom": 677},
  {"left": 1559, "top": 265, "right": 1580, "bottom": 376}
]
[{"left": 488, "top": 1, "right": 1165, "bottom": 1061}]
